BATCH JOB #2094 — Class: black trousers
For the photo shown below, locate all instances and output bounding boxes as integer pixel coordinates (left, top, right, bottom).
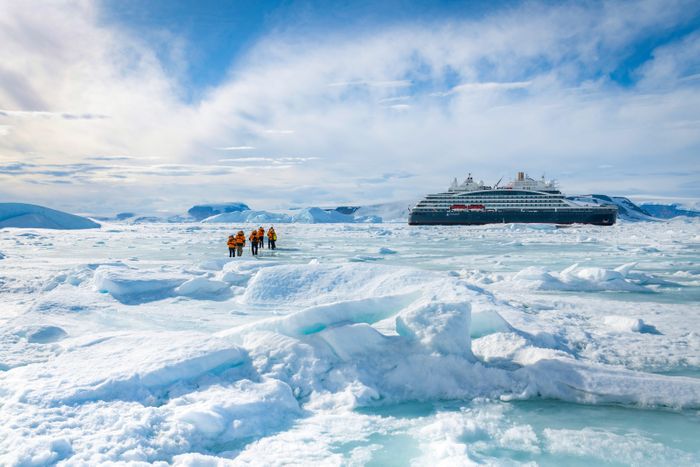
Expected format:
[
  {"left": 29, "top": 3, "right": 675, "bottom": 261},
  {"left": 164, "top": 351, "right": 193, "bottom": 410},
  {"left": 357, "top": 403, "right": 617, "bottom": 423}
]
[
  {"left": 259, "top": 238, "right": 264, "bottom": 248},
  {"left": 251, "top": 242, "right": 258, "bottom": 255},
  {"left": 229, "top": 248, "right": 235, "bottom": 257},
  {"left": 269, "top": 239, "right": 276, "bottom": 250}
]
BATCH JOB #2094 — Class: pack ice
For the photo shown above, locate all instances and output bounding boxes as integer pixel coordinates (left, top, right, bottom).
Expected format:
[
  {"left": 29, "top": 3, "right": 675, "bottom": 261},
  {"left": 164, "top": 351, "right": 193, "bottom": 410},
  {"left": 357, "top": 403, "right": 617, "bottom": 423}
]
[{"left": 0, "top": 220, "right": 699, "bottom": 464}]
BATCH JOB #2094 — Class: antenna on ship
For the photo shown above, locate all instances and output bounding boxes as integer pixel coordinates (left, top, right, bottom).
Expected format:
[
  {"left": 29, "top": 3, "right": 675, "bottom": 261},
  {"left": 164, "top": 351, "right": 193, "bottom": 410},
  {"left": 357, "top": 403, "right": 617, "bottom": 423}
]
[{"left": 494, "top": 176, "right": 503, "bottom": 188}]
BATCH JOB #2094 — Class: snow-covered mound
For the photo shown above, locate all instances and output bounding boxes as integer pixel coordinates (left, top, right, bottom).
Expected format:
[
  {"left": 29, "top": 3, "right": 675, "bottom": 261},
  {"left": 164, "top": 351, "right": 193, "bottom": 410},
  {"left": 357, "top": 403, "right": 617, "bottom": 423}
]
[
  {"left": 640, "top": 203, "right": 700, "bottom": 219},
  {"left": 188, "top": 202, "right": 250, "bottom": 221},
  {"left": 0, "top": 203, "right": 100, "bottom": 230},
  {"left": 568, "top": 195, "right": 657, "bottom": 221},
  {"left": 603, "top": 316, "right": 650, "bottom": 333},
  {"left": 462, "top": 262, "right": 673, "bottom": 293}
]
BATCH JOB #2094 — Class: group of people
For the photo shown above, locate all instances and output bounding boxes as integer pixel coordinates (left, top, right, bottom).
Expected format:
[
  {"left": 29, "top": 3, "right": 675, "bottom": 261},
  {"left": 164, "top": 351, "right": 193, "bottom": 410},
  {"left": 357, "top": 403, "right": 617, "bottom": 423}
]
[{"left": 227, "top": 226, "right": 277, "bottom": 257}]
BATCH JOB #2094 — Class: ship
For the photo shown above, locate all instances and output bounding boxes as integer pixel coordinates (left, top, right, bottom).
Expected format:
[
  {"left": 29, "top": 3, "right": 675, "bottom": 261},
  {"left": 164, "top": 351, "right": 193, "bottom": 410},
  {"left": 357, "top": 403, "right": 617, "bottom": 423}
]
[{"left": 408, "top": 171, "right": 617, "bottom": 226}]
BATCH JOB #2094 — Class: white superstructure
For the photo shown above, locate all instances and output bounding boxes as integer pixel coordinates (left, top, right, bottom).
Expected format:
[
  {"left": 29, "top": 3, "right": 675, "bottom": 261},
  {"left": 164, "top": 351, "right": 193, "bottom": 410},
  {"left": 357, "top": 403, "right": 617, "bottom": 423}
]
[{"left": 417, "top": 172, "right": 568, "bottom": 212}]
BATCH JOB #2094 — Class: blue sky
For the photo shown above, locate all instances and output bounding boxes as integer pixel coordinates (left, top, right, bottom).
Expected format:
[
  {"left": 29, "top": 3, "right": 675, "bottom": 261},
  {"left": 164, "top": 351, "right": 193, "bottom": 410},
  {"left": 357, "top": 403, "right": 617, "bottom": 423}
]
[
  {"left": 100, "top": 0, "right": 524, "bottom": 99},
  {"left": 1, "top": 0, "right": 700, "bottom": 215}
]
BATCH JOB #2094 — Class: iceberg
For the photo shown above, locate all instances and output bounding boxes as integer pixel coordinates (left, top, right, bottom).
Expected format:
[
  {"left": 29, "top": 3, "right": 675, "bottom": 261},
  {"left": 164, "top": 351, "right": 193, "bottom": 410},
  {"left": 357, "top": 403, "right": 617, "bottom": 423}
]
[
  {"left": 0, "top": 203, "right": 100, "bottom": 230},
  {"left": 640, "top": 202, "right": 700, "bottom": 219},
  {"left": 188, "top": 202, "right": 250, "bottom": 221},
  {"left": 567, "top": 195, "right": 658, "bottom": 221},
  {"left": 291, "top": 207, "right": 356, "bottom": 223},
  {"left": 353, "top": 200, "right": 416, "bottom": 222},
  {"left": 202, "top": 209, "right": 293, "bottom": 224}
]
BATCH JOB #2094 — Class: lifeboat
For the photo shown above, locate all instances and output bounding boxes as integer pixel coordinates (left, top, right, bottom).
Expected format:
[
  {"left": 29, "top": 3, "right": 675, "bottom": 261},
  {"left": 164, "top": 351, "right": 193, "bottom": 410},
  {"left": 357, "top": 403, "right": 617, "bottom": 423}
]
[{"left": 449, "top": 204, "right": 485, "bottom": 211}]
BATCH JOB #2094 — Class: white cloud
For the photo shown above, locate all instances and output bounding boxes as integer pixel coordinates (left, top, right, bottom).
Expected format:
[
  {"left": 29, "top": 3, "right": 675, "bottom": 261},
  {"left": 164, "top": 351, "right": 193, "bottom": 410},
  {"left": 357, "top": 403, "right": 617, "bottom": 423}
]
[
  {"left": 1, "top": 0, "right": 699, "bottom": 215},
  {"left": 327, "top": 80, "right": 412, "bottom": 88},
  {"left": 215, "top": 146, "right": 256, "bottom": 150},
  {"left": 218, "top": 156, "right": 318, "bottom": 163},
  {"left": 0, "top": 109, "right": 109, "bottom": 119},
  {"left": 431, "top": 81, "right": 532, "bottom": 97},
  {"left": 263, "top": 129, "right": 295, "bottom": 134}
]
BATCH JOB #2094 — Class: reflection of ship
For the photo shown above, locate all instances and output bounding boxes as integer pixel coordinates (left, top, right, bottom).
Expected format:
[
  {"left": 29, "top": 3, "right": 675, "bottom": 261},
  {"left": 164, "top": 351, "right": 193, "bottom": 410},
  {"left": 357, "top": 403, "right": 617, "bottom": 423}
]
[{"left": 408, "top": 171, "right": 617, "bottom": 226}]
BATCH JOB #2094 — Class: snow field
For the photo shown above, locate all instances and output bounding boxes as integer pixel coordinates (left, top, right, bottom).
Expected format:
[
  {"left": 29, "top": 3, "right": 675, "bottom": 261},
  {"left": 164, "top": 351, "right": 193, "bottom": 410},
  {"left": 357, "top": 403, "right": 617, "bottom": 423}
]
[{"left": 0, "top": 219, "right": 699, "bottom": 464}]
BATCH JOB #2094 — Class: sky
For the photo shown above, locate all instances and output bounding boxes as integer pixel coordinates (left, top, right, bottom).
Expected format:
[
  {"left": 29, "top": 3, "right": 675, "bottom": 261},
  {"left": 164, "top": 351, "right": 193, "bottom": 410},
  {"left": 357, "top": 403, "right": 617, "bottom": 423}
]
[{"left": 1, "top": 0, "right": 699, "bottom": 216}]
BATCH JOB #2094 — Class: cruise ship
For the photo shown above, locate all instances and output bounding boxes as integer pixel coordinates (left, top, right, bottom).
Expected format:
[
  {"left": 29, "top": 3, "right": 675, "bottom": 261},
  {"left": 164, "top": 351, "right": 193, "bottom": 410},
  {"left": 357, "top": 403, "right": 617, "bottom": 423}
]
[{"left": 408, "top": 172, "right": 617, "bottom": 226}]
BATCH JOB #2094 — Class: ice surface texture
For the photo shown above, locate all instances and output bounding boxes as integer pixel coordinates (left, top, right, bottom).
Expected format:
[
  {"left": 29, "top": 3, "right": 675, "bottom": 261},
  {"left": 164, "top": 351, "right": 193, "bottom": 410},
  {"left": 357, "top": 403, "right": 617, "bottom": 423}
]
[{"left": 1, "top": 220, "right": 699, "bottom": 464}]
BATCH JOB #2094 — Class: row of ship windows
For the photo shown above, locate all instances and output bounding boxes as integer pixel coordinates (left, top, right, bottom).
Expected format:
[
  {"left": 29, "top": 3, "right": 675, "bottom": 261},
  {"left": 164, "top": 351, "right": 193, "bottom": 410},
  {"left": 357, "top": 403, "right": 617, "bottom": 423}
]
[
  {"left": 416, "top": 206, "right": 566, "bottom": 210},
  {"left": 428, "top": 197, "right": 563, "bottom": 201},
  {"left": 421, "top": 201, "right": 566, "bottom": 204},
  {"left": 426, "top": 199, "right": 564, "bottom": 203},
  {"left": 432, "top": 193, "right": 563, "bottom": 198},
  {"left": 418, "top": 205, "right": 565, "bottom": 209},
  {"left": 419, "top": 202, "right": 567, "bottom": 207}
]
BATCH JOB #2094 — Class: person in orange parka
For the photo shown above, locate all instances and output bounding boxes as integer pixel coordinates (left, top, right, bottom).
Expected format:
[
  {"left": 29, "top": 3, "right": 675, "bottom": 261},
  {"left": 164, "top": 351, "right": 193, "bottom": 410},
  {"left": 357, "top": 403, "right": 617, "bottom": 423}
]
[
  {"left": 249, "top": 229, "right": 259, "bottom": 256},
  {"left": 267, "top": 226, "right": 277, "bottom": 250},
  {"left": 257, "top": 226, "right": 265, "bottom": 249},
  {"left": 234, "top": 230, "right": 246, "bottom": 257},
  {"left": 227, "top": 235, "right": 236, "bottom": 257}
]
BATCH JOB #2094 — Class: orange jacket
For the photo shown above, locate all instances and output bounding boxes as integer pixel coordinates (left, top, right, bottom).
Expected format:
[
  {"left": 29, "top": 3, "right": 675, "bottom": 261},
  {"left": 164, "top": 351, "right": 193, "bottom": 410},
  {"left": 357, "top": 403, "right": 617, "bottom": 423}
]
[
  {"left": 258, "top": 227, "right": 265, "bottom": 237},
  {"left": 267, "top": 228, "right": 275, "bottom": 238},
  {"left": 235, "top": 232, "right": 246, "bottom": 245},
  {"left": 249, "top": 231, "right": 258, "bottom": 242},
  {"left": 227, "top": 237, "right": 236, "bottom": 248}
]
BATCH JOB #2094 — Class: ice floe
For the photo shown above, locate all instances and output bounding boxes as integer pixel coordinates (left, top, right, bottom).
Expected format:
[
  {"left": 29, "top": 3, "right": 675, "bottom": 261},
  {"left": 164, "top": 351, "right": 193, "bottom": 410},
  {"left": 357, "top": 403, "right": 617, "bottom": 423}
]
[{"left": 0, "top": 220, "right": 699, "bottom": 464}]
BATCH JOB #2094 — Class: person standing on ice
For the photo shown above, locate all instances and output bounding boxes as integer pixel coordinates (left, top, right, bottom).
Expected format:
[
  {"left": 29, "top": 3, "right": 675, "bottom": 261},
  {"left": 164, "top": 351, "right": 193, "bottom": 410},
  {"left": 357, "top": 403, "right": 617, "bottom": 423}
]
[
  {"left": 249, "top": 229, "right": 259, "bottom": 256},
  {"left": 267, "top": 226, "right": 277, "bottom": 250},
  {"left": 258, "top": 226, "right": 265, "bottom": 249},
  {"left": 227, "top": 235, "right": 236, "bottom": 257},
  {"left": 235, "top": 230, "right": 246, "bottom": 257}
]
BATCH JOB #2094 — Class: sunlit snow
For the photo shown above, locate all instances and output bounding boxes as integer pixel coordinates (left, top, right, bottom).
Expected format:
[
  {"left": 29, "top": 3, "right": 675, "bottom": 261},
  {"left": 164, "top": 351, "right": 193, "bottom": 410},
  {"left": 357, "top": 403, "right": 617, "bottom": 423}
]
[{"left": 1, "top": 219, "right": 699, "bottom": 465}]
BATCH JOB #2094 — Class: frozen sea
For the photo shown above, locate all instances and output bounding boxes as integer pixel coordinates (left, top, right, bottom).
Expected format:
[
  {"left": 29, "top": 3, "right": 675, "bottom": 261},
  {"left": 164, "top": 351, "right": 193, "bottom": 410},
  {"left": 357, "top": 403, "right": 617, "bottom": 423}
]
[{"left": 1, "top": 220, "right": 699, "bottom": 465}]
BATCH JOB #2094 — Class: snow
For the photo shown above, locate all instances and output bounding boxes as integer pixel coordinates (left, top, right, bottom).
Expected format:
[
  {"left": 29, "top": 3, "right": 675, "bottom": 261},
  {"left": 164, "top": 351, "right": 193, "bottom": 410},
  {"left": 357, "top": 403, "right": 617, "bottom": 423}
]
[
  {"left": 1, "top": 219, "right": 699, "bottom": 464},
  {"left": 93, "top": 265, "right": 190, "bottom": 304},
  {"left": 24, "top": 325, "right": 68, "bottom": 343},
  {"left": 603, "top": 315, "right": 647, "bottom": 333},
  {"left": 498, "top": 263, "right": 652, "bottom": 292},
  {"left": 0, "top": 203, "right": 100, "bottom": 230},
  {"left": 174, "top": 277, "right": 231, "bottom": 298}
]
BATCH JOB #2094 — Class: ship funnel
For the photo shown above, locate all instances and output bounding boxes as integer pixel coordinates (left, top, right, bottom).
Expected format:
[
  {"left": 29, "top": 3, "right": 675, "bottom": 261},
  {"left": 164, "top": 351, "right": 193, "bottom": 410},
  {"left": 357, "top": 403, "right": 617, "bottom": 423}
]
[{"left": 517, "top": 171, "right": 525, "bottom": 181}]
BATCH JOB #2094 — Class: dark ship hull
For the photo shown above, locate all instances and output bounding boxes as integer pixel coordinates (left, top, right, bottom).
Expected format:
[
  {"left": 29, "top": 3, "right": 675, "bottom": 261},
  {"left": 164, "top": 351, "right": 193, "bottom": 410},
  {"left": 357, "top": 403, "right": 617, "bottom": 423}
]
[{"left": 408, "top": 207, "right": 617, "bottom": 226}]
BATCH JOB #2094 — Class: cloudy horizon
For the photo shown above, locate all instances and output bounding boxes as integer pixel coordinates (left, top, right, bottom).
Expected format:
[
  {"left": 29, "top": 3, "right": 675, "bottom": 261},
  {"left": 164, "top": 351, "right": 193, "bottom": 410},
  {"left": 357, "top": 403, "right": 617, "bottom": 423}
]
[{"left": 1, "top": 0, "right": 699, "bottom": 216}]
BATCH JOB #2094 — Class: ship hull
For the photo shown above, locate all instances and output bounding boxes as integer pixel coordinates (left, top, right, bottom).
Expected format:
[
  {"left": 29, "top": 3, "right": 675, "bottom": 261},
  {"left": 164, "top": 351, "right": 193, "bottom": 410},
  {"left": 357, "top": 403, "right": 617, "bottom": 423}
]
[{"left": 408, "top": 208, "right": 617, "bottom": 226}]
